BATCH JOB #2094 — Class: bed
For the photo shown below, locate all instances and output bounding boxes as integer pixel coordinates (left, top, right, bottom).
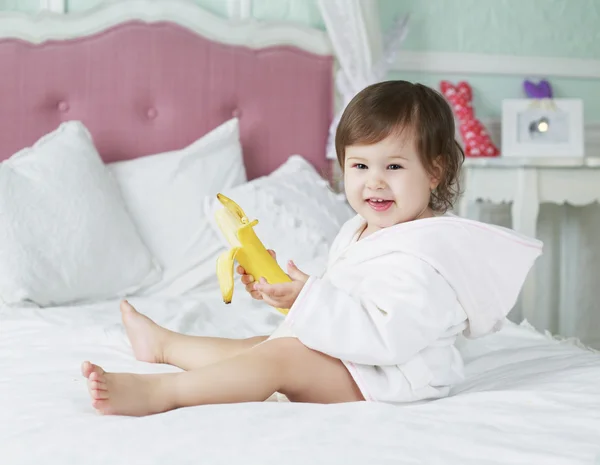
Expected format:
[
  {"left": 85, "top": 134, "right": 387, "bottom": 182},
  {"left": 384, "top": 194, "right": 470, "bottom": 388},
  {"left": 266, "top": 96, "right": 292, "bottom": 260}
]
[{"left": 0, "top": 1, "right": 599, "bottom": 464}]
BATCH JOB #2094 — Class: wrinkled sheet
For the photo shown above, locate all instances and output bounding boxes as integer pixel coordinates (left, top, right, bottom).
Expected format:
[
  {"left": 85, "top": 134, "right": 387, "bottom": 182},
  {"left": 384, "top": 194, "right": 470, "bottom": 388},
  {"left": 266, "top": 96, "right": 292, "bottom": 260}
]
[{"left": 1, "top": 288, "right": 599, "bottom": 465}]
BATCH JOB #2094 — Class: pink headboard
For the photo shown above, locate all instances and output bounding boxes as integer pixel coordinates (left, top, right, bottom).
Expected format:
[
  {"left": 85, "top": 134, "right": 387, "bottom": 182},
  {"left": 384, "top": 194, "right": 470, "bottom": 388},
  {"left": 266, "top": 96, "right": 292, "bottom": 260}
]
[{"left": 0, "top": 18, "right": 334, "bottom": 180}]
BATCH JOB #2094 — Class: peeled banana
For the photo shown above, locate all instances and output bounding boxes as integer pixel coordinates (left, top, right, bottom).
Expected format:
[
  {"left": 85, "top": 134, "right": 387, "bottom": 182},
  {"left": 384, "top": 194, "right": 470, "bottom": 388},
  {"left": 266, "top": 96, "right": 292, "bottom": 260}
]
[{"left": 214, "top": 193, "right": 291, "bottom": 315}]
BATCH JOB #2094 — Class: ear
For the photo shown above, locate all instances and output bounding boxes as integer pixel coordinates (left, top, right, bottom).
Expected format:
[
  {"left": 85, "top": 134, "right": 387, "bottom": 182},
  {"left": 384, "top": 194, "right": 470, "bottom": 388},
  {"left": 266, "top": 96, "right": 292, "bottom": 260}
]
[{"left": 430, "top": 156, "right": 444, "bottom": 190}]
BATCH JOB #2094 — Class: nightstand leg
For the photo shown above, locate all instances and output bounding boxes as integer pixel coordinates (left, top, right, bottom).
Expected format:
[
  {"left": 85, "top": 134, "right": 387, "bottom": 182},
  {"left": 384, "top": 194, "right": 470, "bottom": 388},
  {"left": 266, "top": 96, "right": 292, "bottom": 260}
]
[{"left": 511, "top": 168, "right": 540, "bottom": 325}]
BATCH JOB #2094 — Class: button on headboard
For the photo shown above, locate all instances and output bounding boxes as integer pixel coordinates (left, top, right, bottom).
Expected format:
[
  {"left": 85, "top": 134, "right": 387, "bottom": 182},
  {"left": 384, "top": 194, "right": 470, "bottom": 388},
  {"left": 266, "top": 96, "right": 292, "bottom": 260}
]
[{"left": 0, "top": 4, "right": 334, "bottom": 180}]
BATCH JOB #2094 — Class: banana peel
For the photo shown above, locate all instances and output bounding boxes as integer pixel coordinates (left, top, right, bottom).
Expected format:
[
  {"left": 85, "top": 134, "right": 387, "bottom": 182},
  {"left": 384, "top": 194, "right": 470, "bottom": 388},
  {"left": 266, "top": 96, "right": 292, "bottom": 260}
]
[{"left": 214, "top": 193, "right": 291, "bottom": 315}]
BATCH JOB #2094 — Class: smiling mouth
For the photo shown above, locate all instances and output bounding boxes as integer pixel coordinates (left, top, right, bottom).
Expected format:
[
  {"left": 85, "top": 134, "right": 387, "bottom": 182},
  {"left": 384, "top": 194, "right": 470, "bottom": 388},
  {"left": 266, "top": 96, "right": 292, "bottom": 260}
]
[{"left": 366, "top": 198, "right": 393, "bottom": 211}]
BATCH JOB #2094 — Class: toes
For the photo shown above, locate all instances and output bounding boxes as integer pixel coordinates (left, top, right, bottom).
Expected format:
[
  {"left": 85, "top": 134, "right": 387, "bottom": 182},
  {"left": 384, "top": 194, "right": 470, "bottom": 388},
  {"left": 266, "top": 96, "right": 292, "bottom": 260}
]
[
  {"left": 91, "top": 363, "right": 106, "bottom": 376},
  {"left": 83, "top": 362, "right": 106, "bottom": 381},
  {"left": 89, "top": 380, "right": 107, "bottom": 391},
  {"left": 92, "top": 399, "right": 112, "bottom": 414},
  {"left": 81, "top": 361, "right": 93, "bottom": 378},
  {"left": 91, "top": 388, "right": 109, "bottom": 400},
  {"left": 120, "top": 300, "right": 135, "bottom": 315},
  {"left": 89, "top": 371, "right": 105, "bottom": 383},
  {"left": 88, "top": 378, "right": 109, "bottom": 400}
]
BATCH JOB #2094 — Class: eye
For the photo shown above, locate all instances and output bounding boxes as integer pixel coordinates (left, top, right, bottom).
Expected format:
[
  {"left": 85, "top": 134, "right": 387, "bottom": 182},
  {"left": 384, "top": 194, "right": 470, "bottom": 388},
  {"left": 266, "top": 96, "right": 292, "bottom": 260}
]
[
  {"left": 388, "top": 164, "right": 403, "bottom": 170},
  {"left": 353, "top": 163, "right": 368, "bottom": 170}
]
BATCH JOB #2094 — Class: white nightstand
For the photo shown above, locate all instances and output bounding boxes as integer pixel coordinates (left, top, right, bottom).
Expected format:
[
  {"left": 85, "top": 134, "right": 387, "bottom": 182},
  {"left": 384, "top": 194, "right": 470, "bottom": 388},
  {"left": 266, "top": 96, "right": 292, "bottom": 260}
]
[{"left": 459, "top": 156, "right": 600, "bottom": 323}]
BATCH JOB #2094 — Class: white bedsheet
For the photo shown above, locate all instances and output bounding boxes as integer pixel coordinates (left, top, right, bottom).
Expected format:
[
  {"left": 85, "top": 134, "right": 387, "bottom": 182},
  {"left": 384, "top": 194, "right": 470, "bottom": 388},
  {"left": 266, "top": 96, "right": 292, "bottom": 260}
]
[{"left": 1, "top": 286, "right": 599, "bottom": 465}]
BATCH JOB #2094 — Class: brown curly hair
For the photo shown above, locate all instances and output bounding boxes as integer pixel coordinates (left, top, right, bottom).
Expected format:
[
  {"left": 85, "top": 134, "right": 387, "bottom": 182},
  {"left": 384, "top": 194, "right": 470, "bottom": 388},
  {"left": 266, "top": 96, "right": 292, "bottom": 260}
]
[{"left": 335, "top": 80, "right": 464, "bottom": 213}]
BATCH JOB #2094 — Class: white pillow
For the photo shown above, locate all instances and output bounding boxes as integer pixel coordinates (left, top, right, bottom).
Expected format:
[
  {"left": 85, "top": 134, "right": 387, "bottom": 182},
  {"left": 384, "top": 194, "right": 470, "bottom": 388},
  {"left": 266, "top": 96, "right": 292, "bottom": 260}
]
[
  {"left": 203, "top": 155, "right": 354, "bottom": 274},
  {"left": 109, "top": 118, "right": 247, "bottom": 296},
  {"left": 0, "top": 121, "right": 161, "bottom": 307}
]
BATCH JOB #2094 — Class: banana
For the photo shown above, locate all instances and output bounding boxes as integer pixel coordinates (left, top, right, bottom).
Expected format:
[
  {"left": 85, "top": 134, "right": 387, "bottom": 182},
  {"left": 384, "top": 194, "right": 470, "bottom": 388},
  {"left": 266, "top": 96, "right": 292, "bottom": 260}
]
[{"left": 214, "top": 193, "right": 291, "bottom": 315}]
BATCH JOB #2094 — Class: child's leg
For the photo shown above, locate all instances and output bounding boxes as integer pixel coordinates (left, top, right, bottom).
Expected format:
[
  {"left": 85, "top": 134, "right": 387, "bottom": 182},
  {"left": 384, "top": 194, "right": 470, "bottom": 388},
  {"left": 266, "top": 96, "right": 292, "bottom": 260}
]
[
  {"left": 82, "top": 337, "right": 364, "bottom": 416},
  {"left": 120, "top": 300, "right": 267, "bottom": 371}
]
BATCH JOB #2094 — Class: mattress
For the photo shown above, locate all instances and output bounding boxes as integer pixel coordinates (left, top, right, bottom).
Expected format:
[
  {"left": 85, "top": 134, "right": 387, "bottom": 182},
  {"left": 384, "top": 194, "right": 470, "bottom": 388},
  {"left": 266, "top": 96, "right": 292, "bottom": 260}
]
[{"left": 1, "top": 287, "right": 599, "bottom": 465}]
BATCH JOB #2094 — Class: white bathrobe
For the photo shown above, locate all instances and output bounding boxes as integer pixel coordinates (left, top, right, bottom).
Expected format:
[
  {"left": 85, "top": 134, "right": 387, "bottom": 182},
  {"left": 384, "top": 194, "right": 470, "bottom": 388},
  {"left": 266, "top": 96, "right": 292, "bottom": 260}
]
[{"left": 269, "top": 213, "right": 543, "bottom": 403}]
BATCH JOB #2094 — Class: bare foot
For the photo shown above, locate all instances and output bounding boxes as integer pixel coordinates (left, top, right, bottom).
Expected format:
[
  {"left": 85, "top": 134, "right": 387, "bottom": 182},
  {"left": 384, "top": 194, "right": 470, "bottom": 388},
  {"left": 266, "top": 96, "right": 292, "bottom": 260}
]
[
  {"left": 120, "top": 300, "right": 167, "bottom": 364},
  {"left": 81, "top": 361, "right": 176, "bottom": 416}
]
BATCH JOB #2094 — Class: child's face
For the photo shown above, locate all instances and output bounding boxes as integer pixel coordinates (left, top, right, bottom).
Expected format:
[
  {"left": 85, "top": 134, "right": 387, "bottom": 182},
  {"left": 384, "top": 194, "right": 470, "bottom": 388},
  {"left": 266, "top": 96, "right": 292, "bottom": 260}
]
[{"left": 343, "top": 130, "right": 437, "bottom": 235}]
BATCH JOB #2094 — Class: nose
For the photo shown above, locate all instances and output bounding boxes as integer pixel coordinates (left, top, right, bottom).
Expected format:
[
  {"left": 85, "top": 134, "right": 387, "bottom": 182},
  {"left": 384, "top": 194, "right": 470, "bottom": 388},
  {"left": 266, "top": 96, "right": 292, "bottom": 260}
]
[{"left": 366, "top": 170, "right": 386, "bottom": 190}]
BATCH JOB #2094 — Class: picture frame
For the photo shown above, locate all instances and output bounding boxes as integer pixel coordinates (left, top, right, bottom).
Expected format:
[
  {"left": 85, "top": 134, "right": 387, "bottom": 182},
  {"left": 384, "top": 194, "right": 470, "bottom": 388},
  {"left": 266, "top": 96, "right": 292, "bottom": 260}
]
[{"left": 501, "top": 98, "right": 584, "bottom": 158}]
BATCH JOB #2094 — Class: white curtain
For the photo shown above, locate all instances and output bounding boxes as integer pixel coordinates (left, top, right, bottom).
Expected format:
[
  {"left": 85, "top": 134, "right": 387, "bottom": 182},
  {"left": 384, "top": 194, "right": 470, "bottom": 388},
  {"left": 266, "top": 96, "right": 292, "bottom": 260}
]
[
  {"left": 316, "top": 0, "right": 408, "bottom": 161},
  {"left": 467, "top": 201, "right": 600, "bottom": 349}
]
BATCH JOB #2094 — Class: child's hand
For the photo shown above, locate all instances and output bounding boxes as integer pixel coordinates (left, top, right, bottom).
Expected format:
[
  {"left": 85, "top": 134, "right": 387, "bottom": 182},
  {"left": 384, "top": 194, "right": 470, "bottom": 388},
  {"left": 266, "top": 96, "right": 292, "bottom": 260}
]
[
  {"left": 236, "top": 252, "right": 309, "bottom": 308},
  {"left": 253, "top": 261, "right": 309, "bottom": 310},
  {"left": 237, "top": 249, "right": 277, "bottom": 301}
]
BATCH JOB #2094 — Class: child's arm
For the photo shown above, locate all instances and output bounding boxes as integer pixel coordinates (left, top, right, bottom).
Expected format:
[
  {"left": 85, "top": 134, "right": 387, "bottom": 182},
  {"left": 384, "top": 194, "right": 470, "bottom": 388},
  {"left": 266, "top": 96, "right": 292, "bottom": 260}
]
[{"left": 284, "top": 254, "right": 464, "bottom": 367}]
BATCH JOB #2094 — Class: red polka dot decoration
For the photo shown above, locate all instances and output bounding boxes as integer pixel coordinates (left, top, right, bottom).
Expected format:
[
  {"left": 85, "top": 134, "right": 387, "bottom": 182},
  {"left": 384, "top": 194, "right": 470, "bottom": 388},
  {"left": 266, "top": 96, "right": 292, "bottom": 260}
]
[{"left": 439, "top": 80, "right": 499, "bottom": 157}]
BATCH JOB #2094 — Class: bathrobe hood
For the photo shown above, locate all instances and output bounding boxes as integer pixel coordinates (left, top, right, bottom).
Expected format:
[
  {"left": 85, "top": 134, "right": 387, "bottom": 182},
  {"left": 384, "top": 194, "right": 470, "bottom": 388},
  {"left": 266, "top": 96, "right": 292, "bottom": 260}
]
[{"left": 342, "top": 214, "right": 543, "bottom": 338}]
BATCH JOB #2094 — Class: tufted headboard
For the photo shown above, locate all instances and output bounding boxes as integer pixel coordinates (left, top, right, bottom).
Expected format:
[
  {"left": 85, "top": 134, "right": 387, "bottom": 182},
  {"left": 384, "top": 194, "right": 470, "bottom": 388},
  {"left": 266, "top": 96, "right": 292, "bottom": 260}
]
[{"left": 0, "top": 0, "right": 334, "bottom": 180}]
